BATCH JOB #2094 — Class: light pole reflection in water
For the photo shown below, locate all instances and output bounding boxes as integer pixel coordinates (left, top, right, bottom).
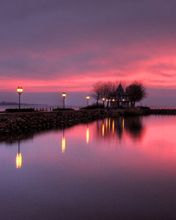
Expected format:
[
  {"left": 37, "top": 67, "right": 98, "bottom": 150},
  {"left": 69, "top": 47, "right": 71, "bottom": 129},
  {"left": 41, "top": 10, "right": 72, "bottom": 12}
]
[
  {"left": 97, "top": 117, "right": 144, "bottom": 141},
  {"left": 86, "top": 125, "right": 90, "bottom": 144},
  {"left": 101, "top": 120, "right": 105, "bottom": 137},
  {"left": 16, "top": 139, "right": 23, "bottom": 169},
  {"left": 61, "top": 129, "right": 66, "bottom": 153}
]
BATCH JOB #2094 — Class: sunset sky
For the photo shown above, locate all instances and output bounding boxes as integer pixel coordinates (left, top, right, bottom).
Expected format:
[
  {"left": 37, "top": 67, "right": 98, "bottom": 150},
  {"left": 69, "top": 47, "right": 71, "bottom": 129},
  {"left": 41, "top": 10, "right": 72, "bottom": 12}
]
[{"left": 0, "top": 0, "right": 176, "bottom": 106}]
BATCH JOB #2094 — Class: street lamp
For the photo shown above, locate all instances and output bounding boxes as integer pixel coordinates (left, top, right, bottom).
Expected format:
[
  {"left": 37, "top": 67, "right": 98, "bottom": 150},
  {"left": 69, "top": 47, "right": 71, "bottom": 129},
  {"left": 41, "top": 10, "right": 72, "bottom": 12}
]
[
  {"left": 16, "top": 86, "right": 23, "bottom": 110},
  {"left": 86, "top": 96, "right": 90, "bottom": 106},
  {"left": 62, "top": 92, "right": 67, "bottom": 109},
  {"left": 102, "top": 98, "right": 106, "bottom": 108}
]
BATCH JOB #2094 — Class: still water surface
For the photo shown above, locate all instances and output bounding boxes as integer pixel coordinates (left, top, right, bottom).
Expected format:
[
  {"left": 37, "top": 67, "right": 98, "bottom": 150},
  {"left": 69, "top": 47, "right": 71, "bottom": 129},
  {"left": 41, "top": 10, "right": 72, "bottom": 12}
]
[{"left": 0, "top": 116, "right": 176, "bottom": 220}]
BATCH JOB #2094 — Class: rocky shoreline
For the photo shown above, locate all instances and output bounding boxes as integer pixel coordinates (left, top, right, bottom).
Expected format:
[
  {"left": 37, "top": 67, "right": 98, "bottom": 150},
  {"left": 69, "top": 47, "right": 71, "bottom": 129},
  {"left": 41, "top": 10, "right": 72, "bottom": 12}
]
[
  {"left": 0, "top": 109, "right": 107, "bottom": 142},
  {"left": 0, "top": 107, "right": 174, "bottom": 142}
]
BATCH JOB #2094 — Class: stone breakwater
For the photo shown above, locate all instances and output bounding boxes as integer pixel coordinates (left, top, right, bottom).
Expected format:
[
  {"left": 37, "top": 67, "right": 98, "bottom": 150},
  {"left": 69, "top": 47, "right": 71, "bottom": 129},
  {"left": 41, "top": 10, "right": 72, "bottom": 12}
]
[
  {"left": 0, "top": 107, "right": 171, "bottom": 142},
  {"left": 149, "top": 108, "right": 176, "bottom": 115},
  {"left": 0, "top": 110, "right": 108, "bottom": 141}
]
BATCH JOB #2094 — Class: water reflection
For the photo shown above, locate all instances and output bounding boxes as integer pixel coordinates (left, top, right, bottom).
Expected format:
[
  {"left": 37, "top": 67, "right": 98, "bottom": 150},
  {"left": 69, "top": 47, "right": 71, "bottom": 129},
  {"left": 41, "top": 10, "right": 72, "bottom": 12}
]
[
  {"left": 1, "top": 116, "right": 176, "bottom": 220},
  {"left": 125, "top": 117, "right": 144, "bottom": 139},
  {"left": 58, "top": 118, "right": 144, "bottom": 149},
  {"left": 96, "top": 117, "right": 144, "bottom": 141},
  {"left": 86, "top": 126, "right": 90, "bottom": 144},
  {"left": 61, "top": 129, "right": 66, "bottom": 153},
  {"left": 16, "top": 139, "right": 23, "bottom": 169}
]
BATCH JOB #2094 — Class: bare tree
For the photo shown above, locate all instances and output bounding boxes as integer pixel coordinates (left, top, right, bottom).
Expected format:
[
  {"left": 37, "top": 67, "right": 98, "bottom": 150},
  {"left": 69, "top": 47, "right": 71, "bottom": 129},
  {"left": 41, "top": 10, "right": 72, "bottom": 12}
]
[
  {"left": 92, "top": 81, "right": 118, "bottom": 107},
  {"left": 91, "top": 82, "right": 103, "bottom": 105}
]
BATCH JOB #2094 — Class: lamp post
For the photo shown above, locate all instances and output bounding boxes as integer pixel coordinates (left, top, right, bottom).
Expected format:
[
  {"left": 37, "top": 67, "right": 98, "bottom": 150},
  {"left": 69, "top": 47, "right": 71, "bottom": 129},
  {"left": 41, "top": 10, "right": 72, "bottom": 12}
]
[
  {"left": 62, "top": 92, "right": 67, "bottom": 109},
  {"left": 86, "top": 96, "right": 90, "bottom": 106},
  {"left": 102, "top": 98, "right": 105, "bottom": 107},
  {"left": 16, "top": 86, "right": 23, "bottom": 110}
]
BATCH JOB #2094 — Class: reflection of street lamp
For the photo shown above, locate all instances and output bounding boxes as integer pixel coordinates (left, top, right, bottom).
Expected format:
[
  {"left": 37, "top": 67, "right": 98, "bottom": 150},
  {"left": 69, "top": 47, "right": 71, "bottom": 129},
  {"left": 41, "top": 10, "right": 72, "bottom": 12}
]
[
  {"left": 86, "top": 126, "right": 90, "bottom": 144},
  {"left": 86, "top": 96, "right": 90, "bottom": 106},
  {"left": 122, "top": 118, "right": 125, "bottom": 131},
  {"left": 16, "top": 140, "right": 23, "bottom": 169},
  {"left": 112, "top": 120, "right": 115, "bottom": 134},
  {"left": 61, "top": 129, "right": 66, "bottom": 153},
  {"left": 101, "top": 123, "right": 105, "bottom": 137},
  {"left": 62, "top": 92, "right": 67, "bottom": 109},
  {"left": 16, "top": 86, "right": 23, "bottom": 110}
]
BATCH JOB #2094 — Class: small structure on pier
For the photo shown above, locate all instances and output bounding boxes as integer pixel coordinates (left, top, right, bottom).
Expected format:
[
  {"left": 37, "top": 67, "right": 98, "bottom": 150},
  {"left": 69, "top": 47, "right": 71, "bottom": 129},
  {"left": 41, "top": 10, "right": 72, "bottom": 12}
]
[{"left": 110, "top": 83, "right": 130, "bottom": 108}]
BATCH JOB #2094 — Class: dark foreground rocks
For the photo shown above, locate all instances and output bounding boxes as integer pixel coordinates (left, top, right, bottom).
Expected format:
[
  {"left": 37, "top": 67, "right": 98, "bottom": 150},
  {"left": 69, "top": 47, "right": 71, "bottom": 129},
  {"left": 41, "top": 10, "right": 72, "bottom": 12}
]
[
  {"left": 0, "top": 106, "right": 172, "bottom": 142},
  {"left": 0, "top": 109, "right": 107, "bottom": 142}
]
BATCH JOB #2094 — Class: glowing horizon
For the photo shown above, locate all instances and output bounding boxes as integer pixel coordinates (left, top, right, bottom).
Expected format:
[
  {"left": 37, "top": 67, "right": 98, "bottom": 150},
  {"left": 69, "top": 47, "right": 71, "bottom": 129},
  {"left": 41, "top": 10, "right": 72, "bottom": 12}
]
[{"left": 0, "top": 0, "right": 176, "bottom": 104}]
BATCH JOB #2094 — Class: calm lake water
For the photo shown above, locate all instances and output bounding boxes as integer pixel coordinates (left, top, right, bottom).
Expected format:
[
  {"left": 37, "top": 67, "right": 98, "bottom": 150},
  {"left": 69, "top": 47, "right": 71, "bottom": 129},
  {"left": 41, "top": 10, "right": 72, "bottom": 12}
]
[{"left": 0, "top": 116, "right": 176, "bottom": 220}]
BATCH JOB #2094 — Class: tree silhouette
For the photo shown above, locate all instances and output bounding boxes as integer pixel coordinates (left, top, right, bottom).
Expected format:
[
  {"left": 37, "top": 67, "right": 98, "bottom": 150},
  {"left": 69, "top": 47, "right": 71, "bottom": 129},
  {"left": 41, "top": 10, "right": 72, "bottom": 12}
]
[
  {"left": 91, "top": 82, "right": 103, "bottom": 105},
  {"left": 92, "top": 82, "right": 117, "bottom": 106},
  {"left": 126, "top": 83, "right": 146, "bottom": 107}
]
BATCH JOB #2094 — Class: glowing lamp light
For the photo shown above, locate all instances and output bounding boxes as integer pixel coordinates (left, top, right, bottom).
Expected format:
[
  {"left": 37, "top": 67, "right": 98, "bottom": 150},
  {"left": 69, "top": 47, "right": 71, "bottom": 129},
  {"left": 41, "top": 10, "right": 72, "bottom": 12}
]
[
  {"left": 86, "top": 96, "right": 90, "bottom": 106},
  {"left": 16, "top": 153, "right": 23, "bottom": 169},
  {"left": 16, "top": 86, "right": 23, "bottom": 94},
  {"left": 62, "top": 92, "right": 67, "bottom": 97}
]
